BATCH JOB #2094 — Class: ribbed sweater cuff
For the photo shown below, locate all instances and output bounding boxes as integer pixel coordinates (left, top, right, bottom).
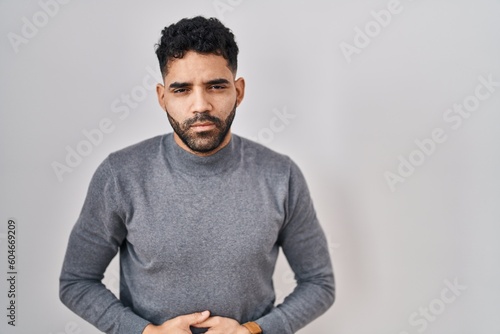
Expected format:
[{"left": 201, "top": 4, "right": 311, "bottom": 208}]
[
  {"left": 255, "top": 307, "right": 293, "bottom": 334},
  {"left": 118, "top": 309, "right": 151, "bottom": 334}
]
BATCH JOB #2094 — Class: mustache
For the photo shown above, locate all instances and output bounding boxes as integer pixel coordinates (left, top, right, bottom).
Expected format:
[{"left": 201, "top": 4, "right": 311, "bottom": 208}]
[{"left": 183, "top": 113, "right": 223, "bottom": 128}]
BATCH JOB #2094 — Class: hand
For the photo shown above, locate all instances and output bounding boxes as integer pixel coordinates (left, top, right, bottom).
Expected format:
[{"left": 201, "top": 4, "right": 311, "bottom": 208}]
[
  {"left": 192, "top": 316, "right": 251, "bottom": 334},
  {"left": 142, "top": 310, "right": 211, "bottom": 334}
]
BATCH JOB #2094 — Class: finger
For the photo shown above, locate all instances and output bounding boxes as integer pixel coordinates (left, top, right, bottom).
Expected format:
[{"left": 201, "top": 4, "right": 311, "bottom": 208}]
[
  {"left": 179, "top": 310, "right": 210, "bottom": 326},
  {"left": 191, "top": 316, "right": 219, "bottom": 328}
]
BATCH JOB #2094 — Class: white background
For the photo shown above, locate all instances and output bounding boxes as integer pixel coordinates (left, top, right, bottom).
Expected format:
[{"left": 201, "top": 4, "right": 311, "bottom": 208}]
[{"left": 1, "top": 0, "right": 499, "bottom": 333}]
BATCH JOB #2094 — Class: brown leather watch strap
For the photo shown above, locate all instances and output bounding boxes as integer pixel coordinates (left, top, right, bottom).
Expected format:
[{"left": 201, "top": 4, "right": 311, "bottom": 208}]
[{"left": 242, "top": 321, "right": 263, "bottom": 334}]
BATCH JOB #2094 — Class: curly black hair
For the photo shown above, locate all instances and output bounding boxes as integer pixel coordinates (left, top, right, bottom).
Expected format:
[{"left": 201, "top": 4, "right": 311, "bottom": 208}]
[{"left": 155, "top": 16, "right": 239, "bottom": 78}]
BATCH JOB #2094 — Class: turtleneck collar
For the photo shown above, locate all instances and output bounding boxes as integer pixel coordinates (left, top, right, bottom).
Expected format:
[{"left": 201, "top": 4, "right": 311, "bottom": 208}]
[{"left": 163, "top": 133, "right": 241, "bottom": 177}]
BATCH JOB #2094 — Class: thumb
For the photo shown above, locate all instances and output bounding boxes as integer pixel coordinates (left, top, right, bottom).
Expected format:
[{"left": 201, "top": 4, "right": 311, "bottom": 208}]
[{"left": 181, "top": 310, "right": 210, "bottom": 325}]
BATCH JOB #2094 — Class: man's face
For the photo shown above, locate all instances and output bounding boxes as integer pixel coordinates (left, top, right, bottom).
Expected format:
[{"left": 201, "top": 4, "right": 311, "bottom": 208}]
[{"left": 156, "top": 51, "right": 245, "bottom": 156}]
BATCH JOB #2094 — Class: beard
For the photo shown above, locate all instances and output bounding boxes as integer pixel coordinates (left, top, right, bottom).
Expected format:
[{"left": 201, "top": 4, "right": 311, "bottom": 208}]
[{"left": 166, "top": 102, "right": 236, "bottom": 154}]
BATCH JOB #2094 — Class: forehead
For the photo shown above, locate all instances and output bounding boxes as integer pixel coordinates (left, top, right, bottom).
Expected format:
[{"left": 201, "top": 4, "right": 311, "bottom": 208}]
[{"left": 165, "top": 51, "right": 234, "bottom": 83}]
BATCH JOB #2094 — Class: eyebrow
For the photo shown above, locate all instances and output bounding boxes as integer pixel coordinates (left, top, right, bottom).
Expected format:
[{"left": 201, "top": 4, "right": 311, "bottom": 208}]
[
  {"left": 168, "top": 78, "right": 230, "bottom": 89},
  {"left": 206, "top": 78, "right": 230, "bottom": 85},
  {"left": 169, "top": 82, "right": 190, "bottom": 89}
]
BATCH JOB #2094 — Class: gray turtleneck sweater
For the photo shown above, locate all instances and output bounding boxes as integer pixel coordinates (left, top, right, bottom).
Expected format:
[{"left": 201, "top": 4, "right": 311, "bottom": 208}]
[{"left": 59, "top": 133, "right": 334, "bottom": 334}]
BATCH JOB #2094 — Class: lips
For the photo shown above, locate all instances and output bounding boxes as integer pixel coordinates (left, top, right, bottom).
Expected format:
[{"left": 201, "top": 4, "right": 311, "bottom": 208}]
[
  {"left": 191, "top": 122, "right": 214, "bottom": 127},
  {"left": 190, "top": 122, "right": 216, "bottom": 131},
  {"left": 184, "top": 114, "right": 222, "bottom": 130}
]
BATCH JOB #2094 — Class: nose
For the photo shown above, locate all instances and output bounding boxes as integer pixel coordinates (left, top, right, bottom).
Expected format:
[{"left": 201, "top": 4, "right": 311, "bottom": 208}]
[{"left": 191, "top": 88, "right": 212, "bottom": 114}]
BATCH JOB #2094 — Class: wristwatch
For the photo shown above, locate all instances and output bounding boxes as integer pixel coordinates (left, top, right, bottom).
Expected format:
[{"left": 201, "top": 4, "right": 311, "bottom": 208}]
[{"left": 242, "top": 321, "right": 262, "bottom": 334}]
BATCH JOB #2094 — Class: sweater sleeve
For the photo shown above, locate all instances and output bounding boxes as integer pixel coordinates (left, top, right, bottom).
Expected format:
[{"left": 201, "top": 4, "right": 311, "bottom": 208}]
[
  {"left": 255, "top": 160, "right": 335, "bottom": 334},
  {"left": 59, "top": 158, "right": 151, "bottom": 334}
]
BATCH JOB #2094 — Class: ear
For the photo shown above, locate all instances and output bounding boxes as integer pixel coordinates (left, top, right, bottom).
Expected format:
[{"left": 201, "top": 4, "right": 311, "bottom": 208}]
[
  {"left": 234, "top": 77, "right": 245, "bottom": 107},
  {"left": 156, "top": 83, "right": 166, "bottom": 111}
]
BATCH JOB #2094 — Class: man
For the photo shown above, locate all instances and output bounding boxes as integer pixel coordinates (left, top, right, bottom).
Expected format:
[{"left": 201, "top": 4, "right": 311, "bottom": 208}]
[{"left": 60, "top": 16, "right": 334, "bottom": 334}]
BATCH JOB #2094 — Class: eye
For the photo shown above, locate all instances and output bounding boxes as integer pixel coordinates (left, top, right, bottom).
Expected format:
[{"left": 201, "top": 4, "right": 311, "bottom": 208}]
[
  {"left": 210, "top": 85, "right": 226, "bottom": 90},
  {"left": 173, "top": 88, "right": 188, "bottom": 94}
]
